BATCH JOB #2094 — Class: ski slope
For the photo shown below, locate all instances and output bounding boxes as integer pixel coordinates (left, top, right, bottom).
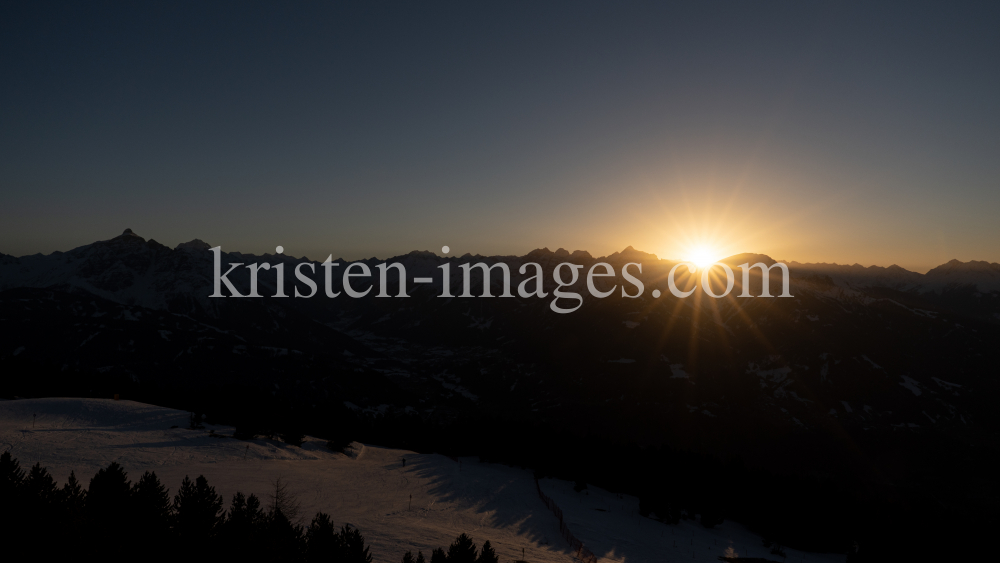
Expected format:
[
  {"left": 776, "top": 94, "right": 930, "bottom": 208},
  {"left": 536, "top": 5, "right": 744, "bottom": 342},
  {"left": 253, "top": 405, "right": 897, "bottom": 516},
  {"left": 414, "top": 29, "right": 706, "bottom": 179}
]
[{"left": 0, "top": 398, "right": 843, "bottom": 563}]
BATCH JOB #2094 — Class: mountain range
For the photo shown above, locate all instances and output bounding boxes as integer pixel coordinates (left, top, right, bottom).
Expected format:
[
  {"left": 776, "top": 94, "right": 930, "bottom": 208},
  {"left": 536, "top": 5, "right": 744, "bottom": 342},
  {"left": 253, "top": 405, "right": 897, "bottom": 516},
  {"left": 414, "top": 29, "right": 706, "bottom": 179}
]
[
  {"left": 2, "top": 228, "right": 998, "bottom": 557},
  {"left": 4, "top": 230, "right": 999, "bottom": 309}
]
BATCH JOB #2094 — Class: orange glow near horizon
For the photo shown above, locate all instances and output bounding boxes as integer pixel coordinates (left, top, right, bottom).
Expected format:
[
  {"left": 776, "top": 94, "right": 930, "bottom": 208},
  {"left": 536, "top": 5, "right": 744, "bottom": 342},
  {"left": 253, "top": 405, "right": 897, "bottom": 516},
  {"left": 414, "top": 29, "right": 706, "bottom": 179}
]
[{"left": 685, "top": 245, "right": 721, "bottom": 268}]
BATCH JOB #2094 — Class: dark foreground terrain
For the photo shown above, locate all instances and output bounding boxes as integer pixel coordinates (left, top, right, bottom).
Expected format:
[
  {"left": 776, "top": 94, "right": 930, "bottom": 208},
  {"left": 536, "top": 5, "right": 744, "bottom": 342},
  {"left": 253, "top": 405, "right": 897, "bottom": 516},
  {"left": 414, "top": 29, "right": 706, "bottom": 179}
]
[{"left": 3, "top": 230, "right": 999, "bottom": 560}]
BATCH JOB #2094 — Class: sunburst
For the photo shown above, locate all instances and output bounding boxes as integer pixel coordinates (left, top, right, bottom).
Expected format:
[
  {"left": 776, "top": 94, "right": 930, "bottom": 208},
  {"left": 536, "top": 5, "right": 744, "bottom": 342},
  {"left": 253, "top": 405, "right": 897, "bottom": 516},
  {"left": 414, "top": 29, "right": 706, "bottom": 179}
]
[{"left": 686, "top": 245, "right": 719, "bottom": 268}]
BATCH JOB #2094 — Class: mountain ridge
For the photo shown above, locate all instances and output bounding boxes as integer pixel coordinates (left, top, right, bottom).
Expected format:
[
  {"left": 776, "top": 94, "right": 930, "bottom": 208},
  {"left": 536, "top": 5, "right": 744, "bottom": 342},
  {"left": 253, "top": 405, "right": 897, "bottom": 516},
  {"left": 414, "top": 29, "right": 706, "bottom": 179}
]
[
  {"left": 2, "top": 228, "right": 998, "bottom": 558},
  {"left": 3, "top": 229, "right": 998, "bottom": 300}
]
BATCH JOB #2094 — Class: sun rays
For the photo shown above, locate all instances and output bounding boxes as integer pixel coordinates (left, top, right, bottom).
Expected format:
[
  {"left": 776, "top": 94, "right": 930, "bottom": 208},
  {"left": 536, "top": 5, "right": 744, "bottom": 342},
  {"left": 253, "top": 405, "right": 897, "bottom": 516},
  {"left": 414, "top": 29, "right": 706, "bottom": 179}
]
[{"left": 684, "top": 245, "right": 721, "bottom": 269}]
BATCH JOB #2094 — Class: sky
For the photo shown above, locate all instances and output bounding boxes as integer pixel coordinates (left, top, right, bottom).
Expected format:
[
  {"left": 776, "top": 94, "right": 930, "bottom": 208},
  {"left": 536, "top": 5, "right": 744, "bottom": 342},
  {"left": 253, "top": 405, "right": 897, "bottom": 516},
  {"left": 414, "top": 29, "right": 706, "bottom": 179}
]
[{"left": 1, "top": 1, "right": 998, "bottom": 272}]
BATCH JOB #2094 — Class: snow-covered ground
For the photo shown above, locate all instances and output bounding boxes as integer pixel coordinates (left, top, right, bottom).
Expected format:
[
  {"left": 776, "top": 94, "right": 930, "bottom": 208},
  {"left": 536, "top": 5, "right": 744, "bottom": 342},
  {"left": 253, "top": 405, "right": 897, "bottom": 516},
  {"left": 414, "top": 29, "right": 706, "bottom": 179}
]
[{"left": 0, "top": 398, "right": 843, "bottom": 563}]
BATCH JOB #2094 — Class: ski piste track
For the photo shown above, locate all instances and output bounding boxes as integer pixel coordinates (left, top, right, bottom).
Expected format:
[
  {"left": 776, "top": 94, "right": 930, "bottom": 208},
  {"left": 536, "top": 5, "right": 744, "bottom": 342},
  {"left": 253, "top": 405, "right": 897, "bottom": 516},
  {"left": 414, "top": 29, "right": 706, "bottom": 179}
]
[
  {"left": 0, "top": 398, "right": 845, "bottom": 563},
  {"left": 535, "top": 476, "right": 598, "bottom": 563}
]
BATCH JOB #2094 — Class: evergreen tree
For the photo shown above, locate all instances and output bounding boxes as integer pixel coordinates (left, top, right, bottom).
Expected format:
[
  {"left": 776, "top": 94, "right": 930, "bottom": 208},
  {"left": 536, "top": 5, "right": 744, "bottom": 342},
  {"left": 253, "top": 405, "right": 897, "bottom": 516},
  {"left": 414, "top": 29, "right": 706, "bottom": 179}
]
[
  {"left": 222, "top": 492, "right": 267, "bottom": 560},
  {"left": 86, "top": 461, "right": 132, "bottom": 553},
  {"left": 447, "top": 533, "right": 478, "bottom": 563},
  {"left": 59, "top": 471, "right": 87, "bottom": 547},
  {"left": 265, "top": 507, "right": 306, "bottom": 562},
  {"left": 0, "top": 450, "right": 26, "bottom": 499},
  {"left": 430, "top": 547, "right": 447, "bottom": 563},
  {"left": 0, "top": 451, "right": 24, "bottom": 512},
  {"left": 23, "top": 463, "right": 60, "bottom": 556},
  {"left": 25, "top": 462, "right": 59, "bottom": 503},
  {"left": 306, "top": 512, "right": 342, "bottom": 562},
  {"left": 0, "top": 451, "right": 26, "bottom": 542},
  {"left": 87, "top": 461, "right": 131, "bottom": 514},
  {"left": 477, "top": 540, "right": 499, "bottom": 563},
  {"left": 402, "top": 550, "right": 415, "bottom": 563},
  {"left": 416, "top": 551, "right": 426, "bottom": 563},
  {"left": 340, "top": 524, "right": 374, "bottom": 563},
  {"left": 61, "top": 470, "right": 86, "bottom": 514},
  {"left": 224, "top": 492, "right": 266, "bottom": 538},
  {"left": 132, "top": 471, "right": 172, "bottom": 522},
  {"left": 131, "top": 470, "right": 173, "bottom": 552},
  {"left": 173, "top": 475, "right": 224, "bottom": 550}
]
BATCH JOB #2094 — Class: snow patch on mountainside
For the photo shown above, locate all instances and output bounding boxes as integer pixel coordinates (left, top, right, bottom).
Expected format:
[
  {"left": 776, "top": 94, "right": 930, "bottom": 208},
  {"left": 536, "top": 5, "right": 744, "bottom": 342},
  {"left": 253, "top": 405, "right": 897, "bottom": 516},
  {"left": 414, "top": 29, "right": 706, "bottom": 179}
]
[{"left": 899, "top": 376, "right": 923, "bottom": 396}]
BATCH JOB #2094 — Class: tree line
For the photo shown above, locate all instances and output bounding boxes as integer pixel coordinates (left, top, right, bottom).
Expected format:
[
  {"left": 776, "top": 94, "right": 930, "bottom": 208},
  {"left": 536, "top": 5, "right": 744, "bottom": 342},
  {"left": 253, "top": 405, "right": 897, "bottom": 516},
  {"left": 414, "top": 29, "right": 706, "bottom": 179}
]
[
  {"left": 0, "top": 452, "right": 500, "bottom": 563},
  {"left": 6, "top": 372, "right": 971, "bottom": 562}
]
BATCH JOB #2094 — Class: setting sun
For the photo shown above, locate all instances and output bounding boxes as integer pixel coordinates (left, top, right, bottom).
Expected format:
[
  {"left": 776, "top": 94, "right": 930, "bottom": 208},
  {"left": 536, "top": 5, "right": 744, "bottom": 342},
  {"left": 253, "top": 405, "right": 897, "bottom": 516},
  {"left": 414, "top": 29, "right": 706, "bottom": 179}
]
[{"left": 687, "top": 246, "right": 719, "bottom": 268}]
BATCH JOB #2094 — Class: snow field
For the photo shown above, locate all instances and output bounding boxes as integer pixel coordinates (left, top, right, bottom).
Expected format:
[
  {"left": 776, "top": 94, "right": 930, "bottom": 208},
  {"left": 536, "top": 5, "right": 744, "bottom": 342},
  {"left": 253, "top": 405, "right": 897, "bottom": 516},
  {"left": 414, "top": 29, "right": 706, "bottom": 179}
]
[{"left": 0, "top": 398, "right": 843, "bottom": 563}]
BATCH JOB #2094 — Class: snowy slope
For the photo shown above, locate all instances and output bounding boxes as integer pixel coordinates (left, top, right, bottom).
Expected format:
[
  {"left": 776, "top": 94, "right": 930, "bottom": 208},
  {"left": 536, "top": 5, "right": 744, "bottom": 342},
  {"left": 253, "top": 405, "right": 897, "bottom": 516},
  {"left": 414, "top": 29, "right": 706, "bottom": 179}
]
[{"left": 0, "top": 398, "right": 843, "bottom": 563}]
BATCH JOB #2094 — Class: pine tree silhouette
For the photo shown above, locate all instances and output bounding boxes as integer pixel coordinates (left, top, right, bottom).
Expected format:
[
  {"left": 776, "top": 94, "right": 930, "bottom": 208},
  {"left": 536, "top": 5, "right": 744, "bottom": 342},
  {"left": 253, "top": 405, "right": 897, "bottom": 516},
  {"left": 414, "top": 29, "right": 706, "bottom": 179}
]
[
  {"left": 60, "top": 471, "right": 87, "bottom": 550},
  {"left": 3, "top": 454, "right": 452, "bottom": 562},
  {"left": 61, "top": 470, "right": 86, "bottom": 513},
  {"left": 306, "top": 512, "right": 342, "bottom": 562},
  {"left": 24, "top": 463, "right": 60, "bottom": 556},
  {"left": 87, "top": 462, "right": 131, "bottom": 514},
  {"left": 131, "top": 470, "right": 173, "bottom": 552},
  {"left": 0, "top": 453, "right": 27, "bottom": 558},
  {"left": 86, "top": 461, "right": 132, "bottom": 554},
  {"left": 477, "top": 540, "right": 499, "bottom": 563},
  {"left": 173, "top": 475, "right": 224, "bottom": 552},
  {"left": 221, "top": 492, "right": 267, "bottom": 560},
  {"left": 340, "top": 524, "right": 374, "bottom": 563},
  {"left": 1, "top": 451, "right": 26, "bottom": 507},
  {"left": 25, "top": 462, "right": 59, "bottom": 503},
  {"left": 265, "top": 507, "right": 306, "bottom": 561},
  {"left": 225, "top": 492, "right": 266, "bottom": 536},
  {"left": 447, "top": 533, "right": 478, "bottom": 563},
  {"left": 0, "top": 451, "right": 25, "bottom": 488}
]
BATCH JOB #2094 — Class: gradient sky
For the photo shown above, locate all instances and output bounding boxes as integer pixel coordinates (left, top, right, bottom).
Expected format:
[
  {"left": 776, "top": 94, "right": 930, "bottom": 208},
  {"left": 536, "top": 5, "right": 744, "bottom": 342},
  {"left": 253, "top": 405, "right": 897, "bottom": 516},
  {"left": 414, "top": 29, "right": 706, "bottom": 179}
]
[{"left": 2, "top": 1, "right": 998, "bottom": 272}]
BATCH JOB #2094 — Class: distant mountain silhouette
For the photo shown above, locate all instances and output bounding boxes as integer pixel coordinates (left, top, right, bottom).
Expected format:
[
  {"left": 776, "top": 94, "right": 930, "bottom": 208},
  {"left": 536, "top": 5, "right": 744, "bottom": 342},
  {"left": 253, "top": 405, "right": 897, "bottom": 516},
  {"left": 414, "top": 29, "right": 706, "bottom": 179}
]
[
  {"left": 1, "top": 229, "right": 998, "bottom": 559},
  {"left": 3, "top": 230, "right": 997, "bottom": 307}
]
